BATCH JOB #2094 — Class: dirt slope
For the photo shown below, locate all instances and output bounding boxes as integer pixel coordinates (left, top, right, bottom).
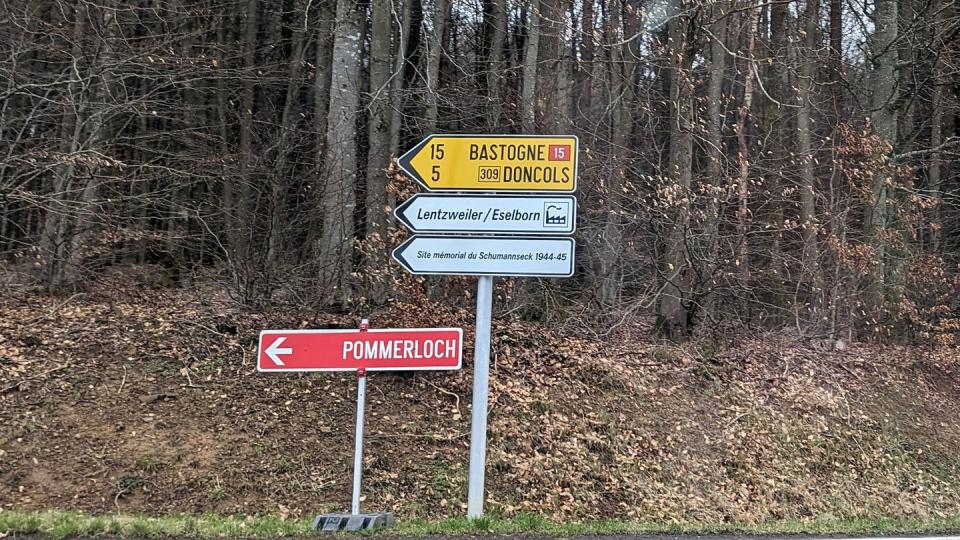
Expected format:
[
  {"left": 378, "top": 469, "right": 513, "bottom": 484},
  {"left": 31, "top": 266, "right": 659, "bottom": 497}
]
[{"left": 2, "top": 285, "right": 959, "bottom": 523}]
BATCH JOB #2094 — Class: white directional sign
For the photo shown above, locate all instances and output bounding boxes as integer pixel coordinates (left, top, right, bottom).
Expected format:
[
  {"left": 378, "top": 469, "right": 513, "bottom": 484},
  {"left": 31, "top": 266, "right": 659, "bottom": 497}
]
[
  {"left": 392, "top": 236, "right": 575, "bottom": 277},
  {"left": 394, "top": 194, "right": 576, "bottom": 235}
]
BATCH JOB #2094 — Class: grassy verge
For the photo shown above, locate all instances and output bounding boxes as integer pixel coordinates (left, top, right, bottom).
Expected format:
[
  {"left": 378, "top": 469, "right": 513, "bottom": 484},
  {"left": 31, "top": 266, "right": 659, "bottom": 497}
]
[
  {"left": 0, "top": 511, "right": 312, "bottom": 538},
  {"left": 2, "top": 509, "right": 960, "bottom": 538},
  {"left": 395, "top": 513, "right": 960, "bottom": 536}
]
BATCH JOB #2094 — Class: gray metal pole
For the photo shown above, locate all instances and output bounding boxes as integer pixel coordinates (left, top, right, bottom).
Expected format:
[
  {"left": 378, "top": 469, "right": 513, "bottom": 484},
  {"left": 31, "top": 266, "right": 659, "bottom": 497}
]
[
  {"left": 467, "top": 275, "right": 494, "bottom": 518},
  {"left": 351, "top": 370, "right": 366, "bottom": 515}
]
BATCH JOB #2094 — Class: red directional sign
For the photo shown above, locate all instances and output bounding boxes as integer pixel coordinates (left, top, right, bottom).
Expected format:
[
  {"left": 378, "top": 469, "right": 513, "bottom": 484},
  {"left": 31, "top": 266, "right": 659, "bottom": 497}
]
[{"left": 257, "top": 328, "right": 463, "bottom": 372}]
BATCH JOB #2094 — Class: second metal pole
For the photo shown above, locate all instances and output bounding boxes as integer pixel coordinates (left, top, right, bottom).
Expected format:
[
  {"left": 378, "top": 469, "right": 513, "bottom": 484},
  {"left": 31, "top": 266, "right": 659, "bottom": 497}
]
[
  {"left": 467, "top": 275, "right": 494, "bottom": 518},
  {"left": 351, "top": 370, "right": 366, "bottom": 515}
]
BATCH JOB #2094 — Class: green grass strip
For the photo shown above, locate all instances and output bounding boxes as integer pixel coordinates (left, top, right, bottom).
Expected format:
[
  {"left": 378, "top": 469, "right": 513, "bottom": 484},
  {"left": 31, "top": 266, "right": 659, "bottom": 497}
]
[
  {"left": 389, "top": 513, "right": 960, "bottom": 536},
  {"left": 0, "top": 510, "right": 313, "bottom": 539},
  {"left": 2, "top": 509, "right": 960, "bottom": 538}
]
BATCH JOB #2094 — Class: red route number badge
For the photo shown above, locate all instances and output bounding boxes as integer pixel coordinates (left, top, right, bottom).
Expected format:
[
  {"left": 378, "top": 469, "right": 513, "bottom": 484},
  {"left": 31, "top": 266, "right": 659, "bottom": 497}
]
[{"left": 548, "top": 145, "right": 571, "bottom": 161}]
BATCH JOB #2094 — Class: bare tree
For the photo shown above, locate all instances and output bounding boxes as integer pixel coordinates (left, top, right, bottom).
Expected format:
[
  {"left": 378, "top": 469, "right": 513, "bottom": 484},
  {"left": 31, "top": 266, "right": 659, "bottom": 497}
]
[
  {"left": 424, "top": 0, "right": 448, "bottom": 130},
  {"left": 658, "top": 1, "right": 697, "bottom": 337},
  {"left": 317, "top": 0, "right": 362, "bottom": 306},
  {"left": 522, "top": 0, "right": 541, "bottom": 133},
  {"left": 797, "top": 0, "right": 825, "bottom": 309},
  {"left": 366, "top": 0, "right": 393, "bottom": 239}
]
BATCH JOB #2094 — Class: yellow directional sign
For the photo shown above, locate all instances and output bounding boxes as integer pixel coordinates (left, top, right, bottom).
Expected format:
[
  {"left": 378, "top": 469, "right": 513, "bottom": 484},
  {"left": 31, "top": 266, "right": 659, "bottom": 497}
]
[{"left": 398, "top": 134, "right": 578, "bottom": 192}]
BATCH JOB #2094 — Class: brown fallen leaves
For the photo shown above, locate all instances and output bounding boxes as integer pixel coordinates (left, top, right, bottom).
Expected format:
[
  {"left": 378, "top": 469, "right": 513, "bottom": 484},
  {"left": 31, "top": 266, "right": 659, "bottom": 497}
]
[{"left": 1, "top": 286, "right": 959, "bottom": 523}]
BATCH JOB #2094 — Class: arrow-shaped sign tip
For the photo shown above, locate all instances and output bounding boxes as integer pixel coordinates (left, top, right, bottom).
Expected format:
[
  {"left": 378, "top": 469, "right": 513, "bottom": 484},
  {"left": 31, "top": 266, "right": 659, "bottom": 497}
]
[
  {"left": 391, "top": 240, "right": 413, "bottom": 272},
  {"left": 393, "top": 196, "right": 415, "bottom": 230},
  {"left": 396, "top": 135, "right": 433, "bottom": 188}
]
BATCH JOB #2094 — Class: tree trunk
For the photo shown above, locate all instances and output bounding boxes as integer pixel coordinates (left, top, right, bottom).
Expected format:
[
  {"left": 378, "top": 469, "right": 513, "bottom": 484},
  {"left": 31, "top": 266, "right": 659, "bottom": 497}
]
[
  {"left": 39, "top": 3, "right": 89, "bottom": 289},
  {"left": 215, "top": 9, "right": 239, "bottom": 255},
  {"left": 658, "top": 5, "right": 695, "bottom": 338},
  {"left": 555, "top": 5, "right": 575, "bottom": 133},
  {"left": 67, "top": 1, "right": 118, "bottom": 284},
  {"left": 769, "top": 0, "right": 790, "bottom": 270},
  {"left": 579, "top": 0, "right": 595, "bottom": 129},
  {"left": 366, "top": 0, "right": 392, "bottom": 239},
  {"left": 307, "top": 1, "right": 335, "bottom": 258},
  {"left": 521, "top": 0, "right": 540, "bottom": 133},
  {"left": 928, "top": 0, "right": 951, "bottom": 252},
  {"left": 896, "top": 0, "right": 916, "bottom": 154},
  {"left": 866, "top": 0, "right": 898, "bottom": 310},
  {"left": 317, "top": 0, "right": 361, "bottom": 306},
  {"left": 929, "top": 76, "right": 943, "bottom": 252},
  {"left": 735, "top": 7, "right": 757, "bottom": 290},
  {"left": 239, "top": 0, "right": 258, "bottom": 252},
  {"left": 314, "top": 1, "right": 335, "bottom": 153},
  {"left": 363, "top": 0, "right": 395, "bottom": 305},
  {"left": 424, "top": 0, "right": 448, "bottom": 130},
  {"left": 599, "top": 0, "right": 633, "bottom": 307},
  {"left": 539, "top": 0, "right": 567, "bottom": 131},
  {"left": 485, "top": 0, "right": 507, "bottom": 129},
  {"left": 266, "top": 0, "right": 308, "bottom": 272},
  {"left": 867, "top": 0, "right": 897, "bottom": 234},
  {"left": 422, "top": 0, "right": 450, "bottom": 302},
  {"left": 703, "top": 2, "right": 727, "bottom": 320},
  {"left": 40, "top": 2, "right": 116, "bottom": 288},
  {"left": 829, "top": 0, "right": 842, "bottom": 83},
  {"left": 797, "top": 0, "right": 825, "bottom": 310},
  {"left": 389, "top": 0, "right": 413, "bottom": 157}
]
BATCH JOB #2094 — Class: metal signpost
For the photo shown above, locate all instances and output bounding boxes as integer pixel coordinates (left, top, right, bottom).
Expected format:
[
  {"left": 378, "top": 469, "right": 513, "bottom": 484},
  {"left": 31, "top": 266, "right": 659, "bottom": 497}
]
[
  {"left": 395, "top": 133, "right": 579, "bottom": 518},
  {"left": 257, "top": 322, "right": 463, "bottom": 530}
]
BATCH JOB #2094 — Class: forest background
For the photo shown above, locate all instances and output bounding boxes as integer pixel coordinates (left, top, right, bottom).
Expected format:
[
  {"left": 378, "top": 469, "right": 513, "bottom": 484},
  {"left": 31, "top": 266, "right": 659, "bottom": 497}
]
[{"left": 2, "top": 0, "right": 960, "bottom": 337}]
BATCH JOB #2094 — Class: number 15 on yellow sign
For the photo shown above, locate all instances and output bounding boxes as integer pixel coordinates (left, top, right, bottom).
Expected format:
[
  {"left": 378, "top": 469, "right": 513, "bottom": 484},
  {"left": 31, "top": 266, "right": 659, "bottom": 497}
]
[{"left": 397, "top": 134, "right": 578, "bottom": 192}]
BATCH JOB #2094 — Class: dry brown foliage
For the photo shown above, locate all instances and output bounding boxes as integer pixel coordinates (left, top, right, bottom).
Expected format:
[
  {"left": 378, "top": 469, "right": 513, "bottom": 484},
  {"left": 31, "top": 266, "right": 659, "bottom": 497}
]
[{"left": 2, "top": 284, "right": 959, "bottom": 521}]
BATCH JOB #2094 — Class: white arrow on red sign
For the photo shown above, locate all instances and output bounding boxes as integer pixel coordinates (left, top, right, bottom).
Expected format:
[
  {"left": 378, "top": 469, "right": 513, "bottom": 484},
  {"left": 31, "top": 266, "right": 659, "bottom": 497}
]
[
  {"left": 257, "top": 328, "right": 463, "bottom": 372},
  {"left": 264, "top": 336, "right": 292, "bottom": 366}
]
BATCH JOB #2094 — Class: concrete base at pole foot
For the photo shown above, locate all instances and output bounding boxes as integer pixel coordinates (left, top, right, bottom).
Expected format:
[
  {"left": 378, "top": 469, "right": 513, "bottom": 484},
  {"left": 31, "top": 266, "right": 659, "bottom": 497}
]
[{"left": 310, "top": 513, "right": 395, "bottom": 532}]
